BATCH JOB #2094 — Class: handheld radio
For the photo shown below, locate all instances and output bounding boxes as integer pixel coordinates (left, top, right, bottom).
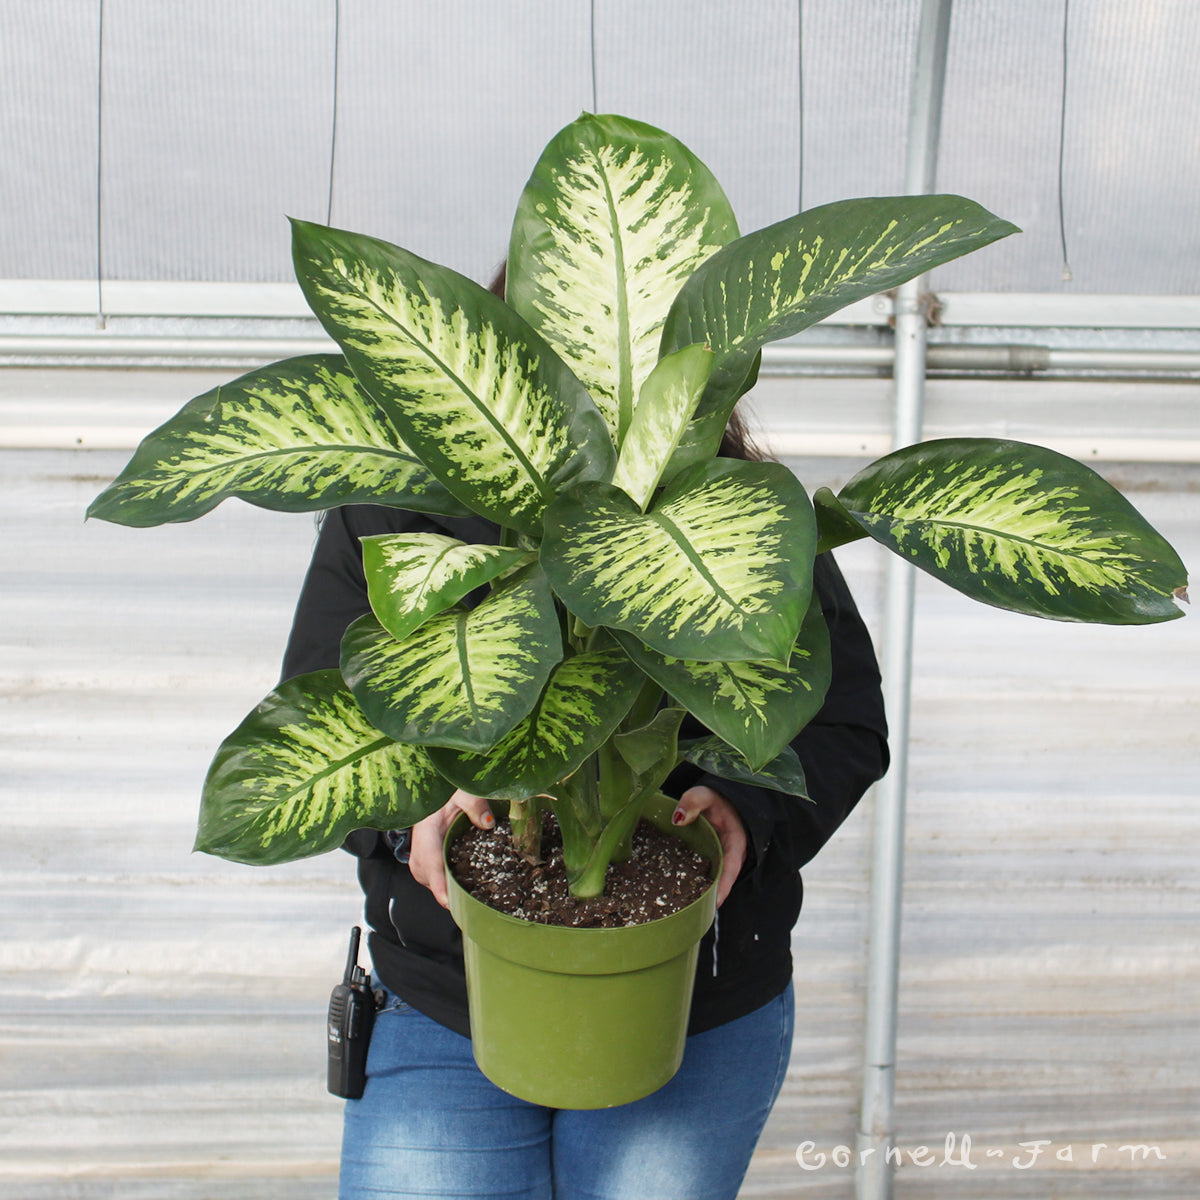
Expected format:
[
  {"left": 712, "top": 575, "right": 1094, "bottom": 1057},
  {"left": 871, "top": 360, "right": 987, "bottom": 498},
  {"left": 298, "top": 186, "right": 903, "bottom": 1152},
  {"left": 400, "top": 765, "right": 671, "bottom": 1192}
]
[{"left": 326, "top": 926, "right": 376, "bottom": 1099}]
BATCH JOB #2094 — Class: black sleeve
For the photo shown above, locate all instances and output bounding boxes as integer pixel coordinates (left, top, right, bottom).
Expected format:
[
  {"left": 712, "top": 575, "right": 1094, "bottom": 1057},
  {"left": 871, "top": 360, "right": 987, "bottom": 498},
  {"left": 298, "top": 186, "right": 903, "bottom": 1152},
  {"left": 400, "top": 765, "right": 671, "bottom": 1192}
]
[
  {"left": 280, "top": 508, "right": 376, "bottom": 681},
  {"left": 681, "top": 552, "right": 889, "bottom": 871}
]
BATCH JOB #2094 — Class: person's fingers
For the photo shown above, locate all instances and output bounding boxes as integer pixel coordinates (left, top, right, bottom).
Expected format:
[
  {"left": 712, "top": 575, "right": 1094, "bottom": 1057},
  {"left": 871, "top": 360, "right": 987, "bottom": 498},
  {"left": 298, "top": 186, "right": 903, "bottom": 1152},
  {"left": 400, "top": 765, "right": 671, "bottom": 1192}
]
[
  {"left": 673, "top": 785, "right": 747, "bottom": 907},
  {"left": 409, "top": 791, "right": 494, "bottom": 908},
  {"left": 451, "top": 790, "right": 496, "bottom": 832}
]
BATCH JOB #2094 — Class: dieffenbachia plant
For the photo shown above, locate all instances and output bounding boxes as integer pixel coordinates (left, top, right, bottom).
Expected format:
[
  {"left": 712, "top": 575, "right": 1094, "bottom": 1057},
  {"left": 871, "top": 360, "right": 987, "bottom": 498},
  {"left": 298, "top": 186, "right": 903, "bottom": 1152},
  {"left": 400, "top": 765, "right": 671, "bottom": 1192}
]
[{"left": 89, "top": 114, "right": 1189, "bottom": 896}]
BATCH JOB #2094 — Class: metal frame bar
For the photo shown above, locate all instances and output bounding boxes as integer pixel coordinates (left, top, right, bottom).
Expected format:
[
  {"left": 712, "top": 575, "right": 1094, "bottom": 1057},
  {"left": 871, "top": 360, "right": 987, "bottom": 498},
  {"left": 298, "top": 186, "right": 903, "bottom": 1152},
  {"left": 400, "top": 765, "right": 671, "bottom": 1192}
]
[
  {"left": 856, "top": 2, "right": 952, "bottom": 1197},
  {"left": 3, "top": 334, "right": 1199, "bottom": 375},
  {"left": 4, "top": 280, "right": 1200, "bottom": 329}
]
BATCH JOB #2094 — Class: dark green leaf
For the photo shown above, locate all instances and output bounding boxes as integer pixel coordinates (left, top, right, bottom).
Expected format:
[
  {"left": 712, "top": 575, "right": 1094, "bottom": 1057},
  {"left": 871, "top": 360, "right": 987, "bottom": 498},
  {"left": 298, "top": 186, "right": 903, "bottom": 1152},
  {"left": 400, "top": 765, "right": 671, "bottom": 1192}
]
[
  {"left": 340, "top": 567, "right": 562, "bottom": 749},
  {"left": 87, "top": 354, "right": 469, "bottom": 526},
  {"left": 542, "top": 459, "right": 817, "bottom": 663},
  {"left": 291, "top": 219, "right": 615, "bottom": 535},
  {"left": 678, "top": 737, "right": 811, "bottom": 800},
  {"left": 613, "top": 587, "right": 831, "bottom": 769},
  {"left": 837, "top": 438, "right": 1189, "bottom": 624},
  {"left": 429, "top": 647, "right": 644, "bottom": 799},
  {"left": 195, "top": 671, "right": 452, "bottom": 866},
  {"left": 507, "top": 112, "right": 739, "bottom": 445}
]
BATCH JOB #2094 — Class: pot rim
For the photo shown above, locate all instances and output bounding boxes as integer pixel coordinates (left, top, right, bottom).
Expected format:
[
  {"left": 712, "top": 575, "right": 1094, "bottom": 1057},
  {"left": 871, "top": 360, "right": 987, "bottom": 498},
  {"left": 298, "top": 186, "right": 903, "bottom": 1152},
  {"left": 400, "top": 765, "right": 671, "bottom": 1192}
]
[{"left": 443, "top": 794, "right": 722, "bottom": 972}]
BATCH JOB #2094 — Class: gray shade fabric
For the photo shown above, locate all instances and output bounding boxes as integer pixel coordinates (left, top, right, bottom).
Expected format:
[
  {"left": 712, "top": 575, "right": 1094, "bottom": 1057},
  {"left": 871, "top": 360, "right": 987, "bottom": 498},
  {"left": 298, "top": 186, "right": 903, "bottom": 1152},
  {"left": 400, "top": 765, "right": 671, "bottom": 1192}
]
[{"left": 2, "top": 0, "right": 1198, "bottom": 292}]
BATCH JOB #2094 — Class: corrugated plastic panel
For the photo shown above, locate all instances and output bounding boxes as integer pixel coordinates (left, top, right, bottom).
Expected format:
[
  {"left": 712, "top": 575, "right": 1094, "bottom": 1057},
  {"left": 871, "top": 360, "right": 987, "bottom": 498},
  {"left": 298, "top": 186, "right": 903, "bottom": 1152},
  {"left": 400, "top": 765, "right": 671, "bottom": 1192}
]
[
  {"left": 2, "top": 0, "right": 1198, "bottom": 292},
  {"left": 935, "top": 0, "right": 1200, "bottom": 294}
]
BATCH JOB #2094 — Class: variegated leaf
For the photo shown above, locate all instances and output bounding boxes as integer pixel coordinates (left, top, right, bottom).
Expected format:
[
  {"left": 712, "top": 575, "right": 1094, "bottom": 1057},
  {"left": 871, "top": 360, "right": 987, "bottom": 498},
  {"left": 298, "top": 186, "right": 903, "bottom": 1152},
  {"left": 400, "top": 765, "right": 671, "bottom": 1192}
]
[
  {"left": 610, "top": 344, "right": 714, "bottom": 508},
  {"left": 613, "top": 587, "right": 831, "bottom": 769},
  {"left": 362, "top": 532, "right": 533, "bottom": 642},
  {"left": 340, "top": 567, "right": 562, "bottom": 750},
  {"left": 678, "top": 737, "right": 811, "bottom": 800},
  {"left": 542, "top": 459, "right": 816, "bottom": 663},
  {"left": 507, "top": 113, "right": 739, "bottom": 444},
  {"left": 87, "top": 354, "right": 469, "bottom": 526},
  {"left": 195, "top": 671, "right": 452, "bottom": 866},
  {"left": 836, "top": 438, "right": 1189, "bottom": 624},
  {"left": 660, "top": 195, "right": 1019, "bottom": 466},
  {"left": 291, "top": 220, "right": 614, "bottom": 535},
  {"left": 428, "top": 647, "right": 644, "bottom": 799}
]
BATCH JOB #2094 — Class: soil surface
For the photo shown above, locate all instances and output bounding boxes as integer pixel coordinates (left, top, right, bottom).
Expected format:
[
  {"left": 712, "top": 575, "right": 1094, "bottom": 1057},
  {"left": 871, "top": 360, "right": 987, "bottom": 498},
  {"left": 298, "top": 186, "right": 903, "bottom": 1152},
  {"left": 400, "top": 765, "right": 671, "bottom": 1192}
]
[{"left": 448, "top": 814, "right": 712, "bottom": 928}]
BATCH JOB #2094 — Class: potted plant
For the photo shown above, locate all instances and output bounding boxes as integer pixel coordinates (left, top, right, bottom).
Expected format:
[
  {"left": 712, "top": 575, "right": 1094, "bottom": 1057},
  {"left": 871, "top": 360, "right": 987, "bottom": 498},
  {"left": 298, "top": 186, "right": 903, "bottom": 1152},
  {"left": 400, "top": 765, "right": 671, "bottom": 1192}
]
[{"left": 88, "top": 113, "right": 1188, "bottom": 1107}]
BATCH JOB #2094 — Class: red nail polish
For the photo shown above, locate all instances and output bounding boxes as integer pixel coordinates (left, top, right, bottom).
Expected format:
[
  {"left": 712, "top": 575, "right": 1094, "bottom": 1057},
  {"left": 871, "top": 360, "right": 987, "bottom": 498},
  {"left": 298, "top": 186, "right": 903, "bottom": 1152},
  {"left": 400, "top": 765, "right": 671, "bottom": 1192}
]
[{"left": 672, "top": 810, "right": 685, "bottom": 825}]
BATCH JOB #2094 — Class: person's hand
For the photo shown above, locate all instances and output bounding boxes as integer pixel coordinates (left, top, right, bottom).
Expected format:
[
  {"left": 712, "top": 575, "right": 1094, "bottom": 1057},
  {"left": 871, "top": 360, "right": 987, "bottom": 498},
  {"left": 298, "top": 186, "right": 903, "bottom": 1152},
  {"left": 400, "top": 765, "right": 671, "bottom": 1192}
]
[
  {"left": 409, "top": 790, "right": 494, "bottom": 908},
  {"left": 671, "top": 786, "right": 747, "bottom": 906}
]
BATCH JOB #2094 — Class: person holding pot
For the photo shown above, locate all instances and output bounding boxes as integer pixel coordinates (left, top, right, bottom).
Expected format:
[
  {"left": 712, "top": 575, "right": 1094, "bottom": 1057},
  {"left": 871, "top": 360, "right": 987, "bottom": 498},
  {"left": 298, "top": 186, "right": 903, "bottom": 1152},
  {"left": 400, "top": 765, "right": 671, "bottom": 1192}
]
[{"left": 282, "top": 399, "right": 889, "bottom": 1199}]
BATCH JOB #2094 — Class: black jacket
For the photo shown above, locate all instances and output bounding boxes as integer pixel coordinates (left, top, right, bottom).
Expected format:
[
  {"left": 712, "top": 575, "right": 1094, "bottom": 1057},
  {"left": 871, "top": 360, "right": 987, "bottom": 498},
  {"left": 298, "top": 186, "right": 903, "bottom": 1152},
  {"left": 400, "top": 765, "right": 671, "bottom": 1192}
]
[{"left": 282, "top": 503, "right": 888, "bottom": 1036}]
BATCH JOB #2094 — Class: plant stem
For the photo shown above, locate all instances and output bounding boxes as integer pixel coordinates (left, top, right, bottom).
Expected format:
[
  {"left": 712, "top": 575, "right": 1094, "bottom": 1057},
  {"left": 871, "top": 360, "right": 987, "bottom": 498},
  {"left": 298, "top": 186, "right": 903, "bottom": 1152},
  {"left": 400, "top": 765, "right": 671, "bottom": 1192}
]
[
  {"left": 566, "top": 801, "right": 644, "bottom": 897},
  {"left": 508, "top": 796, "right": 544, "bottom": 864}
]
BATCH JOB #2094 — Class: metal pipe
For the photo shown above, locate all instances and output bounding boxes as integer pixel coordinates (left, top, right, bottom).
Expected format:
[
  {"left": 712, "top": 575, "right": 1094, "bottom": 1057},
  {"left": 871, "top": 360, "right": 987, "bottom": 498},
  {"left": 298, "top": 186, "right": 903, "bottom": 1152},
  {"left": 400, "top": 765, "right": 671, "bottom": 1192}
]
[
  {"left": 0, "top": 334, "right": 334, "bottom": 361},
  {"left": 6, "top": 335, "right": 1196, "bottom": 376},
  {"left": 856, "top": 3, "right": 952, "bottom": 1198},
  {"left": 764, "top": 344, "right": 1200, "bottom": 373}
]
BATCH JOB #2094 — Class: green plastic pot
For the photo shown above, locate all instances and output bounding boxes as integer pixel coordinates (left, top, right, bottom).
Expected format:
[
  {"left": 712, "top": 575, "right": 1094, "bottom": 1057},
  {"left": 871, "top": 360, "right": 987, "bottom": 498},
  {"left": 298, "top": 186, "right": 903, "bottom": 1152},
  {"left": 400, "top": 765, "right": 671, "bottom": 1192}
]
[{"left": 444, "top": 792, "right": 721, "bottom": 1109}]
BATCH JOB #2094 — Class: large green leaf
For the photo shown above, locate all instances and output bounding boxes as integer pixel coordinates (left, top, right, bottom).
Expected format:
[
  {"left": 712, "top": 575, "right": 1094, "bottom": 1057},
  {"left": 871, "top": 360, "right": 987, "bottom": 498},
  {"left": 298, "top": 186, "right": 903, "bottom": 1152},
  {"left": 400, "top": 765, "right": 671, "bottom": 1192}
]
[
  {"left": 613, "top": 588, "right": 832, "bottom": 769},
  {"left": 678, "top": 737, "right": 811, "bottom": 800},
  {"left": 609, "top": 344, "right": 714, "bottom": 508},
  {"left": 428, "top": 647, "right": 644, "bottom": 799},
  {"left": 506, "top": 113, "right": 739, "bottom": 445},
  {"left": 362, "top": 532, "right": 533, "bottom": 642},
  {"left": 340, "top": 567, "right": 562, "bottom": 749},
  {"left": 542, "top": 459, "right": 817, "bottom": 663},
  {"left": 660, "top": 195, "right": 1020, "bottom": 465},
  {"left": 291, "top": 220, "right": 615, "bottom": 535},
  {"left": 195, "top": 671, "right": 452, "bottom": 866},
  {"left": 87, "top": 354, "right": 469, "bottom": 526},
  {"left": 834, "top": 438, "right": 1189, "bottom": 624}
]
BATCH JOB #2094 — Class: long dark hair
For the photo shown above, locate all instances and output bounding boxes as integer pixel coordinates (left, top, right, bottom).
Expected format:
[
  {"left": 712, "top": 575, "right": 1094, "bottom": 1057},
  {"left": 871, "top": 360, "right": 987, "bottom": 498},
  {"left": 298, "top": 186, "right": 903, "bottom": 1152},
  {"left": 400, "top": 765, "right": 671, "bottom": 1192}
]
[{"left": 488, "top": 262, "right": 761, "bottom": 463}]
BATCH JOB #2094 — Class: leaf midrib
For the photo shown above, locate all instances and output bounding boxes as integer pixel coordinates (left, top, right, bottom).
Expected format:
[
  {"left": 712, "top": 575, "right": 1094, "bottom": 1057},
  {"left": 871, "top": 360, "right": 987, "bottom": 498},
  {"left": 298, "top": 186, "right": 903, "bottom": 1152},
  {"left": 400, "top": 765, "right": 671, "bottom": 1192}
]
[
  {"left": 715, "top": 660, "right": 767, "bottom": 720},
  {"left": 649, "top": 509, "right": 748, "bottom": 616},
  {"left": 707, "top": 210, "right": 971, "bottom": 373},
  {"left": 868, "top": 511, "right": 1123, "bottom": 569},
  {"left": 167, "top": 441, "right": 426, "bottom": 484},
  {"left": 260, "top": 732, "right": 398, "bottom": 811},
  {"left": 403, "top": 541, "right": 463, "bottom": 609},
  {"left": 590, "top": 147, "right": 633, "bottom": 442},
  {"left": 328, "top": 260, "right": 552, "bottom": 504},
  {"left": 454, "top": 611, "right": 481, "bottom": 727}
]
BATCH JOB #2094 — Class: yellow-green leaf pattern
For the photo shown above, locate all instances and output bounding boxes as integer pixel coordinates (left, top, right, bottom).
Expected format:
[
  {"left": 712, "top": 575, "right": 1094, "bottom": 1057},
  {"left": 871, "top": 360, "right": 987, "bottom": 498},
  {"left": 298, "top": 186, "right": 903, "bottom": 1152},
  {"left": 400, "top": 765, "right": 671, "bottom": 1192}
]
[
  {"left": 429, "top": 647, "right": 644, "bottom": 799},
  {"left": 662, "top": 195, "right": 1020, "bottom": 428},
  {"left": 87, "top": 355, "right": 469, "bottom": 526},
  {"left": 614, "top": 588, "right": 831, "bottom": 769},
  {"left": 362, "top": 532, "right": 533, "bottom": 642},
  {"left": 291, "top": 220, "right": 614, "bottom": 535},
  {"left": 196, "top": 671, "right": 452, "bottom": 866},
  {"left": 340, "top": 568, "right": 562, "bottom": 750},
  {"left": 542, "top": 460, "right": 816, "bottom": 663},
  {"left": 838, "top": 438, "right": 1189, "bottom": 624},
  {"left": 507, "top": 113, "right": 739, "bottom": 444},
  {"left": 610, "top": 344, "right": 714, "bottom": 508}
]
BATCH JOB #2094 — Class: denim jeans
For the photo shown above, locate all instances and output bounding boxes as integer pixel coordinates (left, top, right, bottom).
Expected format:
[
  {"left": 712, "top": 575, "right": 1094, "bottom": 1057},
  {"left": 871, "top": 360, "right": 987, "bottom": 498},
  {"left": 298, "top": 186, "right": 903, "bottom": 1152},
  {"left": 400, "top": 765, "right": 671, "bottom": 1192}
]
[{"left": 339, "top": 981, "right": 795, "bottom": 1199}]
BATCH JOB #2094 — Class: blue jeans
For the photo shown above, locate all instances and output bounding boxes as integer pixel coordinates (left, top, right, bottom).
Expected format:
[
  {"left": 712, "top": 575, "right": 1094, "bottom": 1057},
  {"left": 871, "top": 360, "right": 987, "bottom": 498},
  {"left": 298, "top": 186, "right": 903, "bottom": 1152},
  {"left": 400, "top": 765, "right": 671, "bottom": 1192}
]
[{"left": 339, "top": 982, "right": 794, "bottom": 1199}]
